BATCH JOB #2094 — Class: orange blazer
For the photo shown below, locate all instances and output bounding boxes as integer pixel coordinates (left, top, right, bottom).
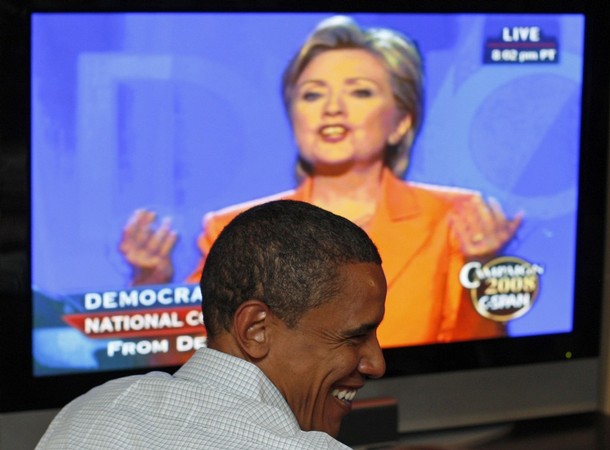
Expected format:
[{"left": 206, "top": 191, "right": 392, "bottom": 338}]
[{"left": 186, "top": 169, "right": 504, "bottom": 347}]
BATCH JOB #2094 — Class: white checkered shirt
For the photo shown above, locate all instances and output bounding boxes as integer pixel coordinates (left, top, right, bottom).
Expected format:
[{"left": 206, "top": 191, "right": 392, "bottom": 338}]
[{"left": 36, "top": 347, "right": 351, "bottom": 449}]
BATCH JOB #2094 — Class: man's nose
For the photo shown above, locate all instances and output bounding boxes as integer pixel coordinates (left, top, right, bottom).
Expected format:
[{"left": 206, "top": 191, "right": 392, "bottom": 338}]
[{"left": 359, "top": 335, "right": 386, "bottom": 379}]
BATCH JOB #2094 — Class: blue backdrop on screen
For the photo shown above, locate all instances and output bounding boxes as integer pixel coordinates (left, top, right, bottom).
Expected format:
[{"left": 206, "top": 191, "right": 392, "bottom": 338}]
[{"left": 31, "top": 13, "right": 584, "bottom": 373}]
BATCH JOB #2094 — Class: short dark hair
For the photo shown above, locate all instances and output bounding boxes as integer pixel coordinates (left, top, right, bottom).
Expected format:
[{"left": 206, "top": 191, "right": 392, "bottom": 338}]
[{"left": 201, "top": 200, "right": 382, "bottom": 341}]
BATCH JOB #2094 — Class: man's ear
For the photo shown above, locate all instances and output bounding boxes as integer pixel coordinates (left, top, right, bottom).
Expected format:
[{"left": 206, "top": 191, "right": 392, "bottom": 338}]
[{"left": 233, "top": 299, "right": 271, "bottom": 360}]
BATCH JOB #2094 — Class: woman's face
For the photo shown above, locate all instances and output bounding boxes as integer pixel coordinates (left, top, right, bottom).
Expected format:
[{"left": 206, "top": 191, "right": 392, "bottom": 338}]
[{"left": 290, "top": 48, "right": 411, "bottom": 174}]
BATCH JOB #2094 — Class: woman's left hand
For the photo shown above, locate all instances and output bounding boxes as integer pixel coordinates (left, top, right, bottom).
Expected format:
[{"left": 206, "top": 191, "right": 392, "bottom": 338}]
[{"left": 449, "top": 195, "right": 523, "bottom": 258}]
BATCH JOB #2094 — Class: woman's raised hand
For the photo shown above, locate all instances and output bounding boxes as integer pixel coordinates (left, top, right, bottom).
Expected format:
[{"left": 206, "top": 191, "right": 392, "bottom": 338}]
[
  {"left": 450, "top": 195, "right": 523, "bottom": 258},
  {"left": 119, "top": 209, "right": 178, "bottom": 285}
]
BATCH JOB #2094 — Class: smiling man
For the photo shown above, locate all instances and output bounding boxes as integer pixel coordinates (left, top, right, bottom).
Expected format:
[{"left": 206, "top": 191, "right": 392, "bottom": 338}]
[{"left": 37, "top": 200, "right": 386, "bottom": 449}]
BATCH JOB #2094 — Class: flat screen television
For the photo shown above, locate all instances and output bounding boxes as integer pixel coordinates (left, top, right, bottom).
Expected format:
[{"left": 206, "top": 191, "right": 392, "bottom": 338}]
[{"left": 1, "top": 0, "right": 609, "bottom": 440}]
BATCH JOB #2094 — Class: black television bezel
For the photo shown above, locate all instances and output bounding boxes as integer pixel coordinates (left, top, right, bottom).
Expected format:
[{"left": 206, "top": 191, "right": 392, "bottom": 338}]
[{"left": 0, "top": 0, "right": 608, "bottom": 413}]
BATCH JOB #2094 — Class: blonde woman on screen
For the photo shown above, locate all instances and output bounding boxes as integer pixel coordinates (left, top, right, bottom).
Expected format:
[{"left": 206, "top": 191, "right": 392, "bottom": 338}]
[{"left": 120, "top": 16, "right": 522, "bottom": 347}]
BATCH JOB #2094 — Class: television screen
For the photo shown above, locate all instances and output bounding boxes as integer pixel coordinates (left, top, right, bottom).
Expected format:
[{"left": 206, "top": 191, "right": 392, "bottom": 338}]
[
  {"left": 30, "top": 11, "right": 590, "bottom": 376},
  {"left": 1, "top": 2, "right": 608, "bottom": 432}
]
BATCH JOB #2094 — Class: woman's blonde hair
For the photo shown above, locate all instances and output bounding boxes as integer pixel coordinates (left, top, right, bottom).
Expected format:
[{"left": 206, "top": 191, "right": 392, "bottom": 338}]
[{"left": 282, "top": 15, "right": 424, "bottom": 178}]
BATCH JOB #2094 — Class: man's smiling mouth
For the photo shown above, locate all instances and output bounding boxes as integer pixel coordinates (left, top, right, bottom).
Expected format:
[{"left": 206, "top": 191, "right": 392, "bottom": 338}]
[{"left": 331, "top": 388, "right": 357, "bottom": 405}]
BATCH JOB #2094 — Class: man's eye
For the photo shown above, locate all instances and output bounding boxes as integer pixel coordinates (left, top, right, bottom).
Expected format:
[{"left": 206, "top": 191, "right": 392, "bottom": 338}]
[{"left": 347, "top": 334, "right": 368, "bottom": 344}]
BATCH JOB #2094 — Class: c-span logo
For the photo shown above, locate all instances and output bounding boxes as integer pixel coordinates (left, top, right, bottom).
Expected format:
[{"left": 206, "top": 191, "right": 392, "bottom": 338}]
[{"left": 459, "top": 256, "right": 544, "bottom": 322}]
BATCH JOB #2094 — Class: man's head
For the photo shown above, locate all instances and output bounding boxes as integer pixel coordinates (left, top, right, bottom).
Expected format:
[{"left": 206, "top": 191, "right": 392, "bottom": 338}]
[{"left": 201, "top": 200, "right": 387, "bottom": 437}]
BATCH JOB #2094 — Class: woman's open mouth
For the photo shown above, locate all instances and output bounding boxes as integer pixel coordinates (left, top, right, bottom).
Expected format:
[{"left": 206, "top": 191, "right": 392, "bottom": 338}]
[{"left": 319, "top": 125, "right": 349, "bottom": 142}]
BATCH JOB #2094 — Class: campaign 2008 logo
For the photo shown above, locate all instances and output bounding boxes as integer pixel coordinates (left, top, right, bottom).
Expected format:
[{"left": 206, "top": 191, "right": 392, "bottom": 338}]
[{"left": 459, "top": 256, "right": 544, "bottom": 321}]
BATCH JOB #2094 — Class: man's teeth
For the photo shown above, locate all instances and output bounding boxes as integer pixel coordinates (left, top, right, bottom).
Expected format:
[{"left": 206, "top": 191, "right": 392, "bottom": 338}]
[{"left": 332, "top": 388, "right": 357, "bottom": 402}]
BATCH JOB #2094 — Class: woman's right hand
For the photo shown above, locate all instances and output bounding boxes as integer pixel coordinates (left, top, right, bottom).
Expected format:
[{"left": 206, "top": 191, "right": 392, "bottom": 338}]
[
  {"left": 119, "top": 209, "right": 178, "bottom": 286},
  {"left": 450, "top": 195, "right": 523, "bottom": 259}
]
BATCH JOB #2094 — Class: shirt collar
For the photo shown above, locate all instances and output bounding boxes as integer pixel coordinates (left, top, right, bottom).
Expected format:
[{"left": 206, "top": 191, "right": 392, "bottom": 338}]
[{"left": 175, "top": 347, "right": 299, "bottom": 427}]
